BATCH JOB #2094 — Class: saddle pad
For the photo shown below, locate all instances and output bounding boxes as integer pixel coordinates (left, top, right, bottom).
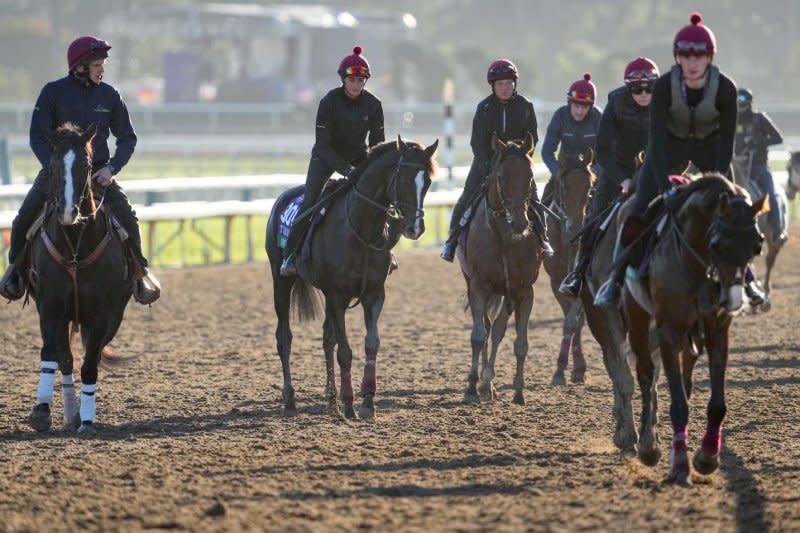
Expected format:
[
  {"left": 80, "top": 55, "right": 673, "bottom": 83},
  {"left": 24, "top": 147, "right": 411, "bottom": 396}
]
[{"left": 277, "top": 193, "right": 304, "bottom": 249}]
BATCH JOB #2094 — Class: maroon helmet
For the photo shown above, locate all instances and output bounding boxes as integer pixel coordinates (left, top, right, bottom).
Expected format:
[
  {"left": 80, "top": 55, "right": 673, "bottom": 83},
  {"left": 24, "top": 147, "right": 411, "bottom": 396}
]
[
  {"left": 624, "top": 57, "right": 659, "bottom": 84},
  {"left": 567, "top": 73, "right": 596, "bottom": 105},
  {"left": 67, "top": 36, "right": 111, "bottom": 71},
  {"left": 337, "top": 46, "right": 371, "bottom": 79},
  {"left": 487, "top": 59, "right": 519, "bottom": 84},
  {"left": 673, "top": 12, "right": 716, "bottom": 57}
]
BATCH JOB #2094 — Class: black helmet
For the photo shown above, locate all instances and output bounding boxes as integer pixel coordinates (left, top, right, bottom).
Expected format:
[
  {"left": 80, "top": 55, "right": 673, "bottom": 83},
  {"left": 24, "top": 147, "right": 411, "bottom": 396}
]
[{"left": 737, "top": 88, "right": 753, "bottom": 106}]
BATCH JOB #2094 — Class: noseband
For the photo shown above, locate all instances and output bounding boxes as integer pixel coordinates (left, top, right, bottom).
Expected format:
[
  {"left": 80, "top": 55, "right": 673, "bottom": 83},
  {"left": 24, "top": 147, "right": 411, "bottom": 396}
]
[{"left": 487, "top": 151, "right": 531, "bottom": 224}]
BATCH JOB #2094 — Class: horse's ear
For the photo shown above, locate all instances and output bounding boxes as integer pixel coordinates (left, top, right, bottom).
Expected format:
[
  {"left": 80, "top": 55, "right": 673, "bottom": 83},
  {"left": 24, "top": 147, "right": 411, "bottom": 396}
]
[
  {"left": 491, "top": 133, "right": 505, "bottom": 154},
  {"left": 83, "top": 123, "right": 98, "bottom": 145},
  {"left": 46, "top": 129, "right": 59, "bottom": 147},
  {"left": 396, "top": 134, "right": 403, "bottom": 151},
  {"left": 424, "top": 139, "right": 439, "bottom": 159},
  {"left": 752, "top": 194, "right": 770, "bottom": 217},
  {"left": 584, "top": 147, "right": 594, "bottom": 166},
  {"left": 522, "top": 133, "right": 534, "bottom": 156},
  {"left": 636, "top": 151, "right": 645, "bottom": 166}
]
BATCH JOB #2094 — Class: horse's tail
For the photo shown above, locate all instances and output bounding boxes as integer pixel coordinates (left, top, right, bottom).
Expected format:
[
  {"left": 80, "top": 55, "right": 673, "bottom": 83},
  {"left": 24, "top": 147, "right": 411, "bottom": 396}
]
[{"left": 291, "top": 276, "right": 321, "bottom": 322}]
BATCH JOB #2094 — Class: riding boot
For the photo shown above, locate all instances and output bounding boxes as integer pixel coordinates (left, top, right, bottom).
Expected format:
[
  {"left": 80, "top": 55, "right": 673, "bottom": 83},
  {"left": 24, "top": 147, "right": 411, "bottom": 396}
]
[
  {"left": 744, "top": 264, "right": 767, "bottom": 307},
  {"left": 528, "top": 203, "right": 554, "bottom": 257},
  {"left": 0, "top": 264, "right": 24, "bottom": 301},
  {"left": 441, "top": 196, "right": 470, "bottom": 263},
  {"left": 559, "top": 236, "right": 588, "bottom": 297},
  {"left": 128, "top": 229, "right": 161, "bottom": 305},
  {"left": 388, "top": 252, "right": 399, "bottom": 275},
  {"left": 594, "top": 215, "right": 645, "bottom": 308}
]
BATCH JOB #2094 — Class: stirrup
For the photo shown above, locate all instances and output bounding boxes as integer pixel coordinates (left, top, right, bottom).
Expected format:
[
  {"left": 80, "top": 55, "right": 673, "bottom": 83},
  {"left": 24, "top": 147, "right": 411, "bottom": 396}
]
[
  {"left": 0, "top": 265, "right": 24, "bottom": 301},
  {"left": 541, "top": 239, "right": 554, "bottom": 258},
  {"left": 440, "top": 241, "right": 455, "bottom": 263},
  {"left": 594, "top": 279, "right": 621, "bottom": 308},
  {"left": 744, "top": 280, "right": 766, "bottom": 307},
  {"left": 558, "top": 271, "right": 581, "bottom": 297},
  {"left": 388, "top": 253, "right": 399, "bottom": 275},
  {"left": 280, "top": 254, "right": 297, "bottom": 277},
  {"left": 133, "top": 268, "right": 161, "bottom": 305}
]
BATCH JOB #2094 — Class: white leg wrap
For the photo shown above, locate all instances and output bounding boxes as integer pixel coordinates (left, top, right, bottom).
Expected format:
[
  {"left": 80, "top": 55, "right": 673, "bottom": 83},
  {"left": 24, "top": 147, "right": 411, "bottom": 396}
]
[
  {"left": 37, "top": 361, "right": 58, "bottom": 404},
  {"left": 80, "top": 383, "right": 96, "bottom": 423},
  {"left": 61, "top": 374, "right": 78, "bottom": 424}
]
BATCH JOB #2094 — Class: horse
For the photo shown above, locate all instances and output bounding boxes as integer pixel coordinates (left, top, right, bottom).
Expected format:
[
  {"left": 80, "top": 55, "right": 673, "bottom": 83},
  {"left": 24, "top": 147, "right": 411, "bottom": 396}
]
[
  {"left": 786, "top": 150, "right": 800, "bottom": 201},
  {"left": 456, "top": 133, "right": 544, "bottom": 405},
  {"left": 622, "top": 174, "right": 767, "bottom": 484},
  {"left": 543, "top": 148, "right": 595, "bottom": 385},
  {"left": 24, "top": 123, "right": 133, "bottom": 437},
  {"left": 732, "top": 154, "right": 789, "bottom": 310},
  {"left": 266, "top": 136, "right": 438, "bottom": 420}
]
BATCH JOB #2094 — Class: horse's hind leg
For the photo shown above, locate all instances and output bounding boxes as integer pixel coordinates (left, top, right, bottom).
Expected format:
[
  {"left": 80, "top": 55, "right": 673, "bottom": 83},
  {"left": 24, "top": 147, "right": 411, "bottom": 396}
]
[
  {"left": 481, "top": 300, "right": 507, "bottom": 401},
  {"left": 693, "top": 321, "right": 730, "bottom": 476},
  {"left": 511, "top": 286, "right": 533, "bottom": 405},
  {"left": 327, "top": 295, "right": 356, "bottom": 419},
  {"left": 274, "top": 276, "right": 297, "bottom": 415},
  {"left": 59, "top": 329, "right": 79, "bottom": 431},
  {"left": 359, "top": 288, "right": 385, "bottom": 421},
  {"left": 570, "top": 306, "right": 588, "bottom": 383},
  {"left": 77, "top": 326, "right": 107, "bottom": 438},
  {"left": 30, "top": 317, "right": 70, "bottom": 432},
  {"left": 323, "top": 314, "right": 338, "bottom": 415},
  {"left": 465, "top": 283, "right": 489, "bottom": 404}
]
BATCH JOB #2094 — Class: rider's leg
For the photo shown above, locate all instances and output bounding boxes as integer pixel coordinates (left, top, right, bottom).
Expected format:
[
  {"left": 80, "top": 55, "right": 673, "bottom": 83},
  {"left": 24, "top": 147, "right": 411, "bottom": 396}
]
[
  {"left": 280, "top": 156, "right": 334, "bottom": 276},
  {"left": 1, "top": 169, "right": 48, "bottom": 300},
  {"left": 528, "top": 178, "right": 554, "bottom": 257},
  {"left": 441, "top": 159, "right": 486, "bottom": 262},
  {"left": 559, "top": 181, "right": 610, "bottom": 296},
  {"left": 104, "top": 182, "right": 160, "bottom": 305},
  {"left": 744, "top": 263, "right": 766, "bottom": 306}
]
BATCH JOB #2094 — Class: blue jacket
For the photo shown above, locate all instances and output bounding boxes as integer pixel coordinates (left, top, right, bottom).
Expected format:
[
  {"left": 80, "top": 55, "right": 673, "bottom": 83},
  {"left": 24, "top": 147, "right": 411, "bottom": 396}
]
[
  {"left": 29, "top": 74, "right": 137, "bottom": 174},
  {"left": 541, "top": 104, "right": 602, "bottom": 176}
]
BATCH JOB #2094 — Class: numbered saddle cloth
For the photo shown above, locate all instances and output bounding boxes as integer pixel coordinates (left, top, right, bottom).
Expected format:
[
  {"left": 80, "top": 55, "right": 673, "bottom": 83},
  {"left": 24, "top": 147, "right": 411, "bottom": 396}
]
[{"left": 277, "top": 193, "right": 305, "bottom": 250}]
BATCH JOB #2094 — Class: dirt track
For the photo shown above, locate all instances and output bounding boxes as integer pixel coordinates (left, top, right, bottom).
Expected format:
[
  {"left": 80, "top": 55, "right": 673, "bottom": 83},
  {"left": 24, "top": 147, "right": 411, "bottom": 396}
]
[{"left": 1, "top": 237, "right": 798, "bottom": 532}]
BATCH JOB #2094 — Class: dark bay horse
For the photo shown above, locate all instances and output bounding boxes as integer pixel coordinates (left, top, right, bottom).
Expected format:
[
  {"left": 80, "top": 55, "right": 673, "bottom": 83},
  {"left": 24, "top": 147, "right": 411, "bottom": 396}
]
[
  {"left": 456, "top": 133, "right": 543, "bottom": 405},
  {"left": 732, "top": 155, "right": 788, "bottom": 309},
  {"left": 25, "top": 123, "right": 132, "bottom": 437},
  {"left": 543, "top": 148, "right": 595, "bottom": 385},
  {"left": 622, "top": 174, "right": 766, "bottom": 484},
  {"left": 266, "top": 136, "right": 438, "bottom": 420}
]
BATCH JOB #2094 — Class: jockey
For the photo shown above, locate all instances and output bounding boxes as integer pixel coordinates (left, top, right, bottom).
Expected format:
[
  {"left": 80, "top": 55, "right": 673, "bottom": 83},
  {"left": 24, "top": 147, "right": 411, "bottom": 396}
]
[
  {"left": 280, "top": 45, "right": 385, "bottom": 277},
  {"left": 441, "top": 58, "right": 550, "bottom": 262},
  {"left": 539, "top": 73, "right": 603, "bottom": 207},
  {"left": 594, "top": 13, "right": 766, "bottom": 307},
  {"left": 734, "top": 87, "right": 786, "bottom": 243},
  {"left": 559, "top": 58, "right": 659, "bottom": 297},
  {"left": 0, "top": 36, "right": 160, "bottom": 304}
]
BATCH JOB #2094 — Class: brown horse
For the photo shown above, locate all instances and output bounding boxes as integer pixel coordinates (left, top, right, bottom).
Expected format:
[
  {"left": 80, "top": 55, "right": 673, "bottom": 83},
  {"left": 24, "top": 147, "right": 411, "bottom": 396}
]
[
  {"left": 732, "top": 155, "right": 788, "bottom": 310},
  {"left": 622, "top": 174, "right": 767, "bottom": 484},
  {"left": 543, "top": 148, "right": 595, "bottom": 385},
  {"left": 456, "top": 133, "right": 543, "bottom": 405}
]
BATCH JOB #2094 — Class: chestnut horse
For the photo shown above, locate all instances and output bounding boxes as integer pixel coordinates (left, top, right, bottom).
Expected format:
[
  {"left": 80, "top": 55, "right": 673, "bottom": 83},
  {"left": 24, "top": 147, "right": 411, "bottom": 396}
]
[
  {"left": 622, "top": 174, "right": 766, "bottom": 484},
  {"left": 456, "top": 133, "right": 544, "bottom": 405},
  {"left": 543, "top": 148, "right": 595, "bottom": 385}
]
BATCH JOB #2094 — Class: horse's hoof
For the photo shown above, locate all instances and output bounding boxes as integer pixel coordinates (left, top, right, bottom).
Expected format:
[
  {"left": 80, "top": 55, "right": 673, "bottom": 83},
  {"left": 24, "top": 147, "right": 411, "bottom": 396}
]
[
  {"left": 343, "top": 403, "right": 358, "bottom": 420},
  {"left": 29, "top": 403, "right": 52, "bottom": 432},
  {"left": 614, "top": 427, "right": 638, "bottom": 454},
  {"left": 638, "top": 446, "right": 662, "bottom": 467},
  {"left": 571, "top": 371, "right": 587, "bottom": 384},
  {"left": 478, "top": 383, "right": 497, "bottom": 401},
  {"left": 692, "top": 449, "right": 720, "bottom": 475},
  {"left": 77, "top": 421, "right": 97, "bottom": 439},
  {"left": 282, "top": 404, "right": 298, "bottom": 417},
  {"left": 761, "top": 300, "right": 772, "bottom": 313},
  {"left": 512, "top": 392, "right": 525, "bottom": 405},
  {"left": 358, "top": 395, "right": 376, "bottom": 422},
  {"left": 463, "top": 392, "right": 480, "bottom": 405},
  {"left": 64, "top": 411, "right": 81, "bottom": 431},
  {"left": 666, "top": 469, "right": 692, "bottom": 487},
  {"left": 550, "top": 371, "right": 566, "bottom": 387}
]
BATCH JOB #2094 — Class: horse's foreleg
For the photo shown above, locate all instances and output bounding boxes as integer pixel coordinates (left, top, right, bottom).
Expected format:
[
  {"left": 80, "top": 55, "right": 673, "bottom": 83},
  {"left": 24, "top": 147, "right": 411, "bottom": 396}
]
[
  {"left": 481, "top": 302, "right": 508, "bottom": 401},
  {"left": 327, "top": 295, "right": 355, "bottom": 419},
  {"left": 77, "top": 327, "right": 106, "bottom": 438},
  {"left": 322, "top": 314, "right": 337, "bottom": 413},
  {"left": 569, "top": 303, "right": 588, "bottom": 383},
  {"left": 359, "top": 289, "right": 385, "bottom": 421},
  {"left": 763, "top": 245, "right": 779, "bottom": 307},
  {"left": 693, "top": 320, "right": 730, "bottom": 476},
  {"left": 627, "top": 301, "right": 659, "bottom": 466},
  {"left": 274, "top": 278, "right": 296, "bottom": 416},
  {"left": 511, "top": 286, "right": 533, "bottom": 405},
  {"left": 657, "top": 322, "right": 691, "bottom": 485},
  {"left": 58, "top": 345, "right": 79, "bottom": 431},
  {"left": 30, "top": 317, "right": 70, "bottom": 432},
  {"left": 551, "top": 294, "right": 573, "bottom": 386},
  {"left": 465, "top": 283, "right": 489, "bottom": 404}
]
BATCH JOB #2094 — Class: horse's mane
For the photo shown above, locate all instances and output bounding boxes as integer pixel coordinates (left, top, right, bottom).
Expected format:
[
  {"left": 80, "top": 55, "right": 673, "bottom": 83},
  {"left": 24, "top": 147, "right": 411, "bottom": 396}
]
[
  {"left": 352, "top": 139, "right": 437, "bottom": 179},
  {"left": 680, "top": 173, "right": 739, "bottom": 212}
]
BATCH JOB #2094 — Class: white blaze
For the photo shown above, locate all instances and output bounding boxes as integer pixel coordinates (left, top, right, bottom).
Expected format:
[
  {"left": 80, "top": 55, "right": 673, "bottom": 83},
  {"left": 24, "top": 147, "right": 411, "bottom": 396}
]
[
  {"left": 62, "top": 150, "right": 76, "bottom": 224},
  {"left": 413, "top": 170, "right": 425, "bottom": 237}
]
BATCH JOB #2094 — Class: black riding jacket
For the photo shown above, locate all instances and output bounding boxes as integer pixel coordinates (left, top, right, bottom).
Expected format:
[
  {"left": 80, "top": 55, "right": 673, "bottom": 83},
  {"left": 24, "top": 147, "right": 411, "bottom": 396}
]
[
  {"left": 471, "top": 92, "right": 539, "bottom": 170},
  {"left": 312, "top": 87, "right": 385, "bottom": 175},
  {"left": 734, "top": 109, "right": 783, "bottom": 166},
  {"left": 29, "top": 74, "right": 137, "bottom": 173},
  {"left": 596, "top": 86, "right": 650, "bottom": 186}
]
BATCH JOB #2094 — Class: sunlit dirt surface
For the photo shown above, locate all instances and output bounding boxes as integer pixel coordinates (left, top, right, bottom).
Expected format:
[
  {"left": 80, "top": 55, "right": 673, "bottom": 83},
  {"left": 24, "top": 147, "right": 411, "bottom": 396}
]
[{"left": 1, "top": 239, "right": 798, "bottom": 531}]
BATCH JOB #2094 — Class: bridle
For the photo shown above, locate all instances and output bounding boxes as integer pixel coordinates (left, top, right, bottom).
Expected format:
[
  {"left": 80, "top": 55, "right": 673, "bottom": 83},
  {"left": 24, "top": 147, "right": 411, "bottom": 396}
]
[{"left": 487, "top": 149, "right": 531, "bottom": 226}]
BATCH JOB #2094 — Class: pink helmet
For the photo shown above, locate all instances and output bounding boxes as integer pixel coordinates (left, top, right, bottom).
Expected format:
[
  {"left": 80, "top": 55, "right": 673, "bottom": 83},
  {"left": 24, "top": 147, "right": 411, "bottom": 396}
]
[
  {"left": 567, "top": 73, "right": 596, "bottom": 105},
  {"left": 337, "top": 46, "right": 371, "bottom": 79},
  {"left": 67, "top": 36, "right": 111, "bottom": 71},
  {"left": 624, "top": 57, "right": 660, "bottom": 84},
  {"left": 673, "top": 12, "right": 716, "bottom": 57},
  {"left": 487, "top": 59, "right": 519, "bottom": 84}
]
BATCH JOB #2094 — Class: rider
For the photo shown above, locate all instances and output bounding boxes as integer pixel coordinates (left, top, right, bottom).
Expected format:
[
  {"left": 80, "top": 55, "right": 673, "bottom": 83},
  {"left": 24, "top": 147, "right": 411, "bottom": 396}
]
[
  {"left": 280, "top": 45, "right": 385, "bottom": 277},
  {"left": 594, "top": 13, "right": 766, "bottom": 307},
  {"left": 734, "top": 87, "right": 786, "bottom": 243},
  {"left": 0, "top": 35, "right": 160, "bottom": 304},
  {"left": 540, "top": 73, "right": 603, "bottom": 209},
  {"left": 440, "top": 58, "right": 551, "bottom": 262},
  {"left": 559, "top": 58, "right": 659, "bottom": 297}
]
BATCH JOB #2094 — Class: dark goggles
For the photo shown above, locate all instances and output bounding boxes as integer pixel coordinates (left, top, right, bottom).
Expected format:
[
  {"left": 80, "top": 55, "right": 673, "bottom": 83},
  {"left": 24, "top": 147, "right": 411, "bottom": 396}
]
[
  {"left": 489, "top": 64, "right": 517, "bottom": 76},
  {"left": 737, "top": 93, "right": 752, "bottom": 103},
  {"left": 88, "top": 39, "right": 110, "bottom": 51},
  {"left": 630, "top": 84, "right": 652, "bottom": 95},
  {"left": 675, "top": 40, "right": 710, "bottom": 56}
]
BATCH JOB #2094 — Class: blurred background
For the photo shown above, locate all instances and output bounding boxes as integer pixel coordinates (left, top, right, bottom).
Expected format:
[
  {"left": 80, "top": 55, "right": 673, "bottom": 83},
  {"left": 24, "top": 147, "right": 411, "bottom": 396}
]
[{"left": 1, "top": 0, "right": 799, "bottom": 182}]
